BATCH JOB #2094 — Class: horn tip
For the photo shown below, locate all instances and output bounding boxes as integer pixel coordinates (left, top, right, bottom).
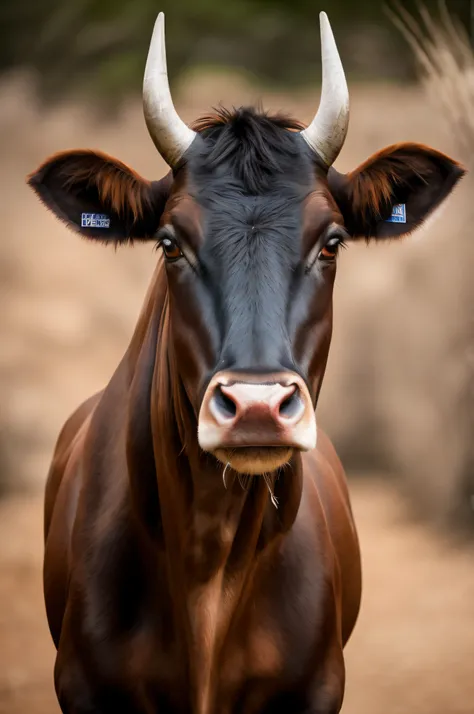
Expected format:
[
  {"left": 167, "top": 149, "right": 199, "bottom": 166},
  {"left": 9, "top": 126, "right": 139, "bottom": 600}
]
[
  {"left": 319, "top": 11, "right": 330, "bottom": 27},
  {"left": 155, "top": 11, "right": 165, "bottom": 30},
  {"left": 148, "top": 11, "right": 165, "bottom": 46},
  {"left": 319, "top": 11, "right": 334, "bottom": 36}
]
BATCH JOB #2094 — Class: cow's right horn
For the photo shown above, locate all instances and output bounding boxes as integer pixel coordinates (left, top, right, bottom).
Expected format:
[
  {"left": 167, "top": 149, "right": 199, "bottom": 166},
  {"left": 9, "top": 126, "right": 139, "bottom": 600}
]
[{"left": 143, "top": 12, "right": 197, "bottom": 168}]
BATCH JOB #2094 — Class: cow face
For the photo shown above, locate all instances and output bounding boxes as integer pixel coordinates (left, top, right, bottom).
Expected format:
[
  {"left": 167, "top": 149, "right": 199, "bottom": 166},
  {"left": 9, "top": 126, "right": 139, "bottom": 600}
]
[
  {"left": 28, "top": 115, "right": 464, "bottom": 474},
  {"left": 27, "top": 13, "right": 465, "bottom": 476}
]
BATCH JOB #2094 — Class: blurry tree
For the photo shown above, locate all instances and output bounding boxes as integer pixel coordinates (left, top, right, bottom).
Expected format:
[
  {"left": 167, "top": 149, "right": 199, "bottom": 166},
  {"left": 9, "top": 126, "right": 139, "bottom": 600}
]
[{"left": 0, "top": 0, "right": 470, "bottom": 102}]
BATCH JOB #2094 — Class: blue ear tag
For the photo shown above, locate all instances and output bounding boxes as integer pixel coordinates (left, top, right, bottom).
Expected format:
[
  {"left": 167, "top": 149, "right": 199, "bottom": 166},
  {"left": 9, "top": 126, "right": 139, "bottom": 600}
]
[
  {"left": 385, "top": 204, "right": 406, "bottom": 223},
  {"left": 81, "top": 213, "right": 111, "bottom": 229}
]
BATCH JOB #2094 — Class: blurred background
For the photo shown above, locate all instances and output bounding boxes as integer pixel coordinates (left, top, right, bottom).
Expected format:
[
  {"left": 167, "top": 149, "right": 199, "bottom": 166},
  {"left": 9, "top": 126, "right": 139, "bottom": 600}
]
[{"left": 1, "top": 0, "right": 474, "bottom": 712}]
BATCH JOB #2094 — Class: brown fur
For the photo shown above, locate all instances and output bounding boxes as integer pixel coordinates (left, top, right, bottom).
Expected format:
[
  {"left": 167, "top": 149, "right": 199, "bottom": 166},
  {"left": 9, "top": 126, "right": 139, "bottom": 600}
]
[
  {"left": 42, "top": 249, "right": 362, "bottom": 714},
  {"left": 63, "top": 150, "right": 152, "bottom": 220},
  {"left": 347, "top": 142, "right": 464, "bottom": 219},
  {"left": 29, "top": 149, "right": 152, "bottom": 222},
  {"left": 31, "top": 108, "right": 464, "bottom": 714}
]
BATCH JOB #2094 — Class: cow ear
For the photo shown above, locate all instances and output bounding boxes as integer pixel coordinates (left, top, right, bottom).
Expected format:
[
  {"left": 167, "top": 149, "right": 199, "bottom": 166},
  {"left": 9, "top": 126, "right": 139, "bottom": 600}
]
[
  {"left": 27, "top": 150, "right": 172, "bottom": 244},
  {"left": 328, "top": 143, "right": 465, "bottom": 240}
]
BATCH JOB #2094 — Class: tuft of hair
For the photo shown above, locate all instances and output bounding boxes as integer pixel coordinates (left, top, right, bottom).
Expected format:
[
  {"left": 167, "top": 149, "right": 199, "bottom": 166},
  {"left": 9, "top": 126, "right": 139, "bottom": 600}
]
[
  {"left": 191, "top": 106, "right": 307, "bottom": 194},
  {"left": 347, "top": 142, "right": 463, "bottom": 220},
  {"left": 28, "top": 150, "right": 153, "bottom": 225},
  {"left": 62, "top": 151, "right": 152, "bottom": 221}
]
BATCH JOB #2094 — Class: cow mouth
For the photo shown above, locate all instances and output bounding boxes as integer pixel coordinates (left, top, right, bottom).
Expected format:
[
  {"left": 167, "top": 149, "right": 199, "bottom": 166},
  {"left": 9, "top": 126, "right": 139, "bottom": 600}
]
[{"left": 213, "top": 446, "right": 294, "bottom": 475}]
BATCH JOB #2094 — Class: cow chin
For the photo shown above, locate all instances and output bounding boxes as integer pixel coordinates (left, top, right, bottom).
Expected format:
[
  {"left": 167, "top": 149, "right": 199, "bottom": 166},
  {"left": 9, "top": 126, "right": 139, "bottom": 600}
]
[{"left": 213, "top": 447, "right": 294, "bottom": 475}]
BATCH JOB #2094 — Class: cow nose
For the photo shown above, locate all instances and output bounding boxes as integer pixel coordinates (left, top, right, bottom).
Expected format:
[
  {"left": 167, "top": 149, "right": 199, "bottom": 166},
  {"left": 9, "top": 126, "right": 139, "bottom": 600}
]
[
  {"left": 198, "top": 371, "right": 317, "bottom": 460},
  {"left": 209, "top": 382, "right": 305, "bottom": 427}
]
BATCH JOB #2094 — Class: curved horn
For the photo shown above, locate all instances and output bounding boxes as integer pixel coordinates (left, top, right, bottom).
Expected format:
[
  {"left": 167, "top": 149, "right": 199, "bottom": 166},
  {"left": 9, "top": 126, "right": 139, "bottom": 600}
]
[
  {"left": 143, "top": 12, "right": 197, "bottom": 167},
  {"left": 300, "top": 12, "right": 349, "bottom": 166}
]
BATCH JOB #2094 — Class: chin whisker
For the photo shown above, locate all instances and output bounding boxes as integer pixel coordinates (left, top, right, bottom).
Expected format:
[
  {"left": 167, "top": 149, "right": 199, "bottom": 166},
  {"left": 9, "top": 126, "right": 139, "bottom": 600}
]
[
  {"left": 263, "top": 472, "right": 278, "bottom": 509},
  {"left": 222, "top": 462, "right": 230, "bottom": 490},
  {"left": 278, "top": 461, "right": 291, "bottom": 474},
  {"left": 237, "top": 472, "right": 252, "bottom": 491},
  {"left": 222, "top": 462, "right": 238, "bottom": 491}
]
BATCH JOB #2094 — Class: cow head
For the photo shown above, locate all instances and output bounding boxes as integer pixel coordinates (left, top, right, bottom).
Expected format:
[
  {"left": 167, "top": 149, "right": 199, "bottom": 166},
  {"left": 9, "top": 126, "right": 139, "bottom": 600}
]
[{"left": 28, "top": 12, "right": 464, "bottom": 476}]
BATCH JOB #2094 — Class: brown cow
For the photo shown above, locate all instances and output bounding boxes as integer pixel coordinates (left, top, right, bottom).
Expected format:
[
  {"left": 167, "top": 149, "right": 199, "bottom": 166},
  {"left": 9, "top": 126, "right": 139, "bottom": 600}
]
[{"left": 27, "top": 12, "right": 464, "bottom": 714}]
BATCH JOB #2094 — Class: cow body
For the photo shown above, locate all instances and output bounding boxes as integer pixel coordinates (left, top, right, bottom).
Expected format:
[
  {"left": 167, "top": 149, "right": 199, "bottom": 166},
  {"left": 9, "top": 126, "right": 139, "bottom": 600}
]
[
  {"left": 29, "top": 13, "right": 464, "bottom": 714},
  {"left": 44, "top": 367, "right": 360, "bottom": 714}
]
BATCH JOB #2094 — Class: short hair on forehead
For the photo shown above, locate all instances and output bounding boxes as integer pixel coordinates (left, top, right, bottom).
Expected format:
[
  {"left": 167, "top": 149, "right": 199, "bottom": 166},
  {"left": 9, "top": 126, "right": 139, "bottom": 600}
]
[
  {"left": 192, "top": 106, "right": 305, "bottom": 134},
  {"left": 188, "top": 106, "right": 314, "bottom": 196}
]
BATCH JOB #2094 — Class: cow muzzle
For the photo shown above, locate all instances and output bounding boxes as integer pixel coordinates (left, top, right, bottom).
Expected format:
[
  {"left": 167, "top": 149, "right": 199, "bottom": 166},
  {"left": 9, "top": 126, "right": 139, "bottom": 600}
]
[{"left": 198, "top": 371, "right": 316, "bottom": 475}]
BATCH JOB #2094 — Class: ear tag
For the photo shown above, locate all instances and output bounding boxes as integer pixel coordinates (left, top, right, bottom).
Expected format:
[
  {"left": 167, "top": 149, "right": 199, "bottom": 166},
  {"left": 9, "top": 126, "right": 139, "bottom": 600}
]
[
  {"left": 385, "top": 204, "right": 406, "bottom": 223},
  {"left": 81, "top": 213, "right": 111, "bottom": 229}
]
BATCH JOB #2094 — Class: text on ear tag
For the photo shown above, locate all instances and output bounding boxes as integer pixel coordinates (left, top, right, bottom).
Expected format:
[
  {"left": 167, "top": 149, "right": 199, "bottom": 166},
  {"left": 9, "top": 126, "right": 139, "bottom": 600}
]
[
  {"left": 81, "top": 213, "right": 111, "bottom": 229},
  {"left": 385, "top": 204, "right": 406, "bottom": 223}
]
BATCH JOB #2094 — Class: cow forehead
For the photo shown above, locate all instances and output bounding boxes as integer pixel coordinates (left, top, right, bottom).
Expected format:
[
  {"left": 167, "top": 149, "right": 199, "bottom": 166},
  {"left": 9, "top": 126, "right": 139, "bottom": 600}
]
[
  {"left": 164, "top": 175, "right": 341, "bottom": 257},
  {"left": 160, "top": 108, "right": 343, "bottom": 250}
]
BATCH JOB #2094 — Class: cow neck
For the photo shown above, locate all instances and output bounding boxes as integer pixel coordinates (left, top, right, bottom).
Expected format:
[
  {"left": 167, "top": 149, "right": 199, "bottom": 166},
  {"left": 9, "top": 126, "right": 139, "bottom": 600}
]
[
  {"left": 127, "top": 261, "right": 304, "bottom": 576},
  {"left": 125, "top": 265, "right": 304, "bottom": 711}
]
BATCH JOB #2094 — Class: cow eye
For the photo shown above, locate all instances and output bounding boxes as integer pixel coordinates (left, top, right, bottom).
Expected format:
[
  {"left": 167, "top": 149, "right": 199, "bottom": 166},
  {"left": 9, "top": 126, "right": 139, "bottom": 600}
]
[
  {"left": 161, "top": 235, "right": 183, "bottom": 262},
  {"left": 318, "top": 236, "right": 344, "bottom": 262}
]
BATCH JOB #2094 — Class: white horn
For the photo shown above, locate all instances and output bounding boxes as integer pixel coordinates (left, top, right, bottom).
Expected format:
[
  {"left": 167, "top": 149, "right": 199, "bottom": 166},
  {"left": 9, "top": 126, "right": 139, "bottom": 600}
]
[
  {"left": 300, "top": 12, "right": 349, "bottom": 166},
  {"left": 143, "top": 12, "right": 197, "bottom": 167}
]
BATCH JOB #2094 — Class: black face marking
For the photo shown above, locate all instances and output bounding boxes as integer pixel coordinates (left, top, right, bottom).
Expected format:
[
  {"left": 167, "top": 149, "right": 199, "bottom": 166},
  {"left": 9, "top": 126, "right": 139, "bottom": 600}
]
[
  {"left": 166, "top": 108, "right": 337, "bottom": 406},
  {"left": 186, "top": 109, "right": 319, "bottom": 370}
]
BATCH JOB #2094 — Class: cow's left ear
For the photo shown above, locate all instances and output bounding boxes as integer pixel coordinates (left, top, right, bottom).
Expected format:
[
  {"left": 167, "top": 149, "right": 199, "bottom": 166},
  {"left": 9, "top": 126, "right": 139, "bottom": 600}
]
[
  {"left": 328, "top": 143, "right": 466, "bottom": 240},
  {"left": 27, "top": 150, "right": 173, "bottom": 244}
]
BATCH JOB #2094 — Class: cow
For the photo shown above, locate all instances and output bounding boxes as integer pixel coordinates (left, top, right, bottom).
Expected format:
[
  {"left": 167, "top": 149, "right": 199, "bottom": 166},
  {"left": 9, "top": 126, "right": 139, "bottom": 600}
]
[{"left": 27, "top": 11, "right": 464, "bottom": 714}]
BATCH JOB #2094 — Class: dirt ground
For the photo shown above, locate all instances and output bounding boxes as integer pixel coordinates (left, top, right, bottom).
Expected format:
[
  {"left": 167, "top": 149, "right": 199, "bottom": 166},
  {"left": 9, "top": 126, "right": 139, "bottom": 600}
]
[{"left": 0, "top": 479, "right": 473, "bottom": 714}]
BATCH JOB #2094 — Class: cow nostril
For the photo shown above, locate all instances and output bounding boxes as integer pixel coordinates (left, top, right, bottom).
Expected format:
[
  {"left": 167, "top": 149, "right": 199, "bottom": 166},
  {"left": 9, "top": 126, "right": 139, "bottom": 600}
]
[
  {"left": 279, "top": 388, "right": 303, "bottom": 420},
  {"left": 213, "top": 385, "right": 237, "bottom": 420}
]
